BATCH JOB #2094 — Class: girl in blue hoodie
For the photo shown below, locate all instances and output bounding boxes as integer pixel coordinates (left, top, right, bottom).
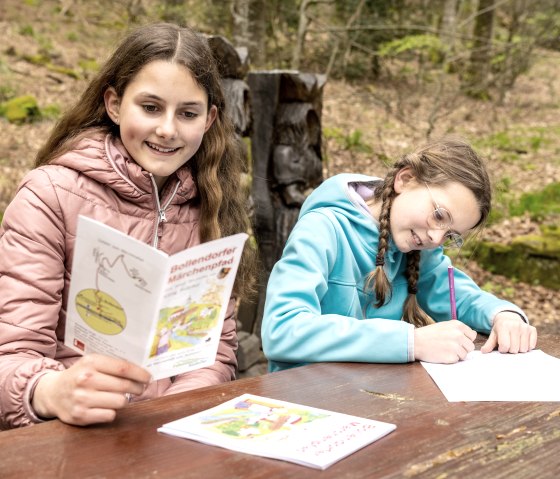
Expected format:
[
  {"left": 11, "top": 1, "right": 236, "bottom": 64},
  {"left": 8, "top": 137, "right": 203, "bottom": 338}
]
[{"left": 262, "top": 138, "right": 537, "bottom": 372}]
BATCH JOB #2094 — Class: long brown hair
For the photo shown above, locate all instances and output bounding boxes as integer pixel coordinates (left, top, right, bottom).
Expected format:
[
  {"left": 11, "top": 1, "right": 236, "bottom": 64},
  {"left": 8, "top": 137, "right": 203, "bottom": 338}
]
[
  {"left": 34, "top": 23, "right": 256, "bottom": 299},
  {"left": 367, "top": 137, "right": 491, "bottom": 327}
]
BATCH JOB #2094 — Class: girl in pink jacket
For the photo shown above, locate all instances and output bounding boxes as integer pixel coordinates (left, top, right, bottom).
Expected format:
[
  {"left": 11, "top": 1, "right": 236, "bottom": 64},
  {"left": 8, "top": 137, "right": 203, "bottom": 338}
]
[{"left": 0, "top": 23, "right": 256, "bottom": 429}]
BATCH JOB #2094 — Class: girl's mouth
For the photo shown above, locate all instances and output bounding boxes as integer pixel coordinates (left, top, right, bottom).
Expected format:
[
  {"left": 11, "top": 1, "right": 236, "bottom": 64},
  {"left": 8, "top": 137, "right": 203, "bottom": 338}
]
[
  {"left": 411, "top": 230, "right": 423, "bottom": 247},
  {"left": 146, "top": 141, "right": 180, "bottom": 153}
]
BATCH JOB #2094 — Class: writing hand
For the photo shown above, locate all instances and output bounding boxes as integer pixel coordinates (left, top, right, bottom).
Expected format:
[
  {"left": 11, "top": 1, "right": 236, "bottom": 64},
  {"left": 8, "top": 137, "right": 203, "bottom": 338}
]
[
  {"left": 481, "top": 311, "right": 537, "bottom": 354},
  {"left": 31, "top": 354, "right": 151, "bottom": 426},
  {"left": 414, "top": 320, "right": 477, "bottom": 364}
]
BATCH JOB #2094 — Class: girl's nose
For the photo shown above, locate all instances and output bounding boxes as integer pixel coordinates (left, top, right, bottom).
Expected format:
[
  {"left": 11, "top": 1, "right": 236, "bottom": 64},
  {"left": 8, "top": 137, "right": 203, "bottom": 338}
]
[
  {"left": 427, "top": 228, "right": 447, "bottom": 246},
  {"left": 156, "top": 115, "right": 178, "bottom": 139}
]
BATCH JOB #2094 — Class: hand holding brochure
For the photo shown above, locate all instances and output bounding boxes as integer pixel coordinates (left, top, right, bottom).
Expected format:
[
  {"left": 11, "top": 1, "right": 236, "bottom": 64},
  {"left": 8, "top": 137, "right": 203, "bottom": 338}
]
[
  {"left": 65, "top": 215, "right": 247, "bottom": 380},
  {"left": 158, "top": 394, "right": 396, "bottom": 470}
]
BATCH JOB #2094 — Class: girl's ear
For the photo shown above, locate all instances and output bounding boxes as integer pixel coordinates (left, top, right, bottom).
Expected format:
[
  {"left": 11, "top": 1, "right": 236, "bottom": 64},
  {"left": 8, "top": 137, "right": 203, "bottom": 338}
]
[
  {"left": 204, "top": 105, "right": 217, "bottom": 132},
  {"left": 104, "top": 87, "right": 121, "bottom": 124},
  {"left": 394, "top": 167, "right": 417, "bottom": 193}
]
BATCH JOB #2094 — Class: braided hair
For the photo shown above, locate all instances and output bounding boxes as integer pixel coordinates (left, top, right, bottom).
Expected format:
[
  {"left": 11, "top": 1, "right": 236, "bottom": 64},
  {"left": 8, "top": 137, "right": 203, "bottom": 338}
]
[{"left": 366, "top": 137, "right": 491, "bottom": 327}]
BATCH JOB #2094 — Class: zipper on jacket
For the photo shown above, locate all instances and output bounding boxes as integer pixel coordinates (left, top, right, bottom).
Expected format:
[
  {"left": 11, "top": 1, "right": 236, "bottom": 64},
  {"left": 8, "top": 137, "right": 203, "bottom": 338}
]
[{"left": 150, "top": 175, "right": 181, "bottom": 249}]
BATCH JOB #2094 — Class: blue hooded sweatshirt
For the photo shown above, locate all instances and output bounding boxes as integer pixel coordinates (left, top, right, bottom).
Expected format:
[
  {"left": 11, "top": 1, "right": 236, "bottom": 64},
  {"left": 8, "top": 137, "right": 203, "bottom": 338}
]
[{"left": 262, "top": 173, "right": 526, "bottom": 372}]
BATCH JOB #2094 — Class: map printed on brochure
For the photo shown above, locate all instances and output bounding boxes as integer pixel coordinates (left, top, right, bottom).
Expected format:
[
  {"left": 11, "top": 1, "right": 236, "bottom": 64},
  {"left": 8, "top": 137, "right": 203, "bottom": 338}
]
[
  {"left": 65, "top": 215, "right": 247, "bottom": 380},
  {"left": 158, "top": 394, "right": 396, "bottom": 470}
]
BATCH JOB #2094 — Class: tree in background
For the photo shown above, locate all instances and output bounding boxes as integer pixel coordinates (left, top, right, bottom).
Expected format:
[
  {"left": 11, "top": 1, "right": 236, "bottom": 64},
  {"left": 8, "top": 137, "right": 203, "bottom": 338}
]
[{"left": 462, "top": 0, "right": 495, "bottom": 98}]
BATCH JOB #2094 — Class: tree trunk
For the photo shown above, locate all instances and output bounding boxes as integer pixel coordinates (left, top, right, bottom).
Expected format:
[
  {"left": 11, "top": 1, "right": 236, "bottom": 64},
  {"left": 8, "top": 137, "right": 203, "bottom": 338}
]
[
  {"left": 464, "top": 0, "right": 496, "bottom": 98},
  {"left": 232, "top": 0, "right": 267, "bottom": 67},
  {"left": 292, "top": 0, "right": 312, "bottom": 70},
  {"left": 440, "top": 0, "right": 458, "bottom": 52}
]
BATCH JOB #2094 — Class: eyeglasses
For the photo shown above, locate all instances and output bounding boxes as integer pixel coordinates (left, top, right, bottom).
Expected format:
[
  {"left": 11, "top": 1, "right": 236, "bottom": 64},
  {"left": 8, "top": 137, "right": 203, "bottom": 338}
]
[{"left": 424, "top": 183, "right": 464, "bottom": 249}]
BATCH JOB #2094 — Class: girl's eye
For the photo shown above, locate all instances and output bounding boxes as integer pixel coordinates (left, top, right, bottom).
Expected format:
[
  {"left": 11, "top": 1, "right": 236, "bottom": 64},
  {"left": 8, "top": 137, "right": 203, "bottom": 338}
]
[
  {"left": 181, "top": 111, "right": 198, "bottom": 119},
  {"left": 433, "top": 208, "right": 446, "bottom": 222},
  {"left": 143, "top": 104, "right": 159, "bottom": 113}
]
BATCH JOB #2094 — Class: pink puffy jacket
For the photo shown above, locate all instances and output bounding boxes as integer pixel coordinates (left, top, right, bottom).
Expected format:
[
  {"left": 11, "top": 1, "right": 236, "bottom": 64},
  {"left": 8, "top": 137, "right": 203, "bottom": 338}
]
[{"left": 0, "top": 132, "right": 238, "bottom": 429}]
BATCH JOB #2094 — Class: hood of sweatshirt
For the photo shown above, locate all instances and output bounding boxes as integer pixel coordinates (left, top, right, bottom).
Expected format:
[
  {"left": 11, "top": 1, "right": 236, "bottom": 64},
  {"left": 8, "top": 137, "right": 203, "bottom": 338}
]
[{"left": 299, "top": 173, "right": 405, "bottom": 280}]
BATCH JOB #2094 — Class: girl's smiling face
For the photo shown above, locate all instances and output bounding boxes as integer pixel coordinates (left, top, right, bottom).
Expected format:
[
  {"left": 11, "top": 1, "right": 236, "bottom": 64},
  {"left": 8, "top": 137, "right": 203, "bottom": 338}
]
[
  {"left": 104, "top": 60, "right": 217, "bottom": 190},
  {"left": 388, "top": 167, "right": 481, "bottom": 253}
]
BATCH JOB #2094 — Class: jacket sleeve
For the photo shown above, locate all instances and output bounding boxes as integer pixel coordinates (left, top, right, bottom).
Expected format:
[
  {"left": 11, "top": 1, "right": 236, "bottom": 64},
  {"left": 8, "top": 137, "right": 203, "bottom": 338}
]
[
  {"left": 261, "top": 210, "right": 413, "bottom": 369},
  {"left": 416, "top": 250, "right": 528, "bottom": 334},
  {"left": 163, "top": 297, "right": 237, "bottom": 395},
  {"left": 0, "top": 170, "right": 68, "bottom": 429}
]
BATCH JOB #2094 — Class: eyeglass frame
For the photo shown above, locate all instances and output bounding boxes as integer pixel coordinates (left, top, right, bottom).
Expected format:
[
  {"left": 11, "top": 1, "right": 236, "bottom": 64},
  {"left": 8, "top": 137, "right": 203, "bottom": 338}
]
[{"left": 424, "top": 183, "right": 464, "bottom": 249}]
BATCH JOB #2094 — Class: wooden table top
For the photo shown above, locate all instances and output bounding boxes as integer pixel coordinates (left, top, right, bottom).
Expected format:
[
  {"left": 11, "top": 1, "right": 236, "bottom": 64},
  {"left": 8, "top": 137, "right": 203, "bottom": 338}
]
[{"left": 1, "top": 334, "right": 559, "bottom": 478}]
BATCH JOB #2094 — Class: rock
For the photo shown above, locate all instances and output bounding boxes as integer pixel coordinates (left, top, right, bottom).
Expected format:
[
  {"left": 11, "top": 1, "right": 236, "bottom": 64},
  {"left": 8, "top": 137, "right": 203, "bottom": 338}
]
[{"left": 475, "top": 226, "right": 560, "bottom": 290}]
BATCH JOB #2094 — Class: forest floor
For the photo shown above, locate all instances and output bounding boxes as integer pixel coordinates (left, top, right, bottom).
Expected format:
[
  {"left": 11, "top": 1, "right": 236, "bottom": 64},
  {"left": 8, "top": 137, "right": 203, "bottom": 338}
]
[{"left": 0, "top": 1, "right": 559, "bottom": 335}]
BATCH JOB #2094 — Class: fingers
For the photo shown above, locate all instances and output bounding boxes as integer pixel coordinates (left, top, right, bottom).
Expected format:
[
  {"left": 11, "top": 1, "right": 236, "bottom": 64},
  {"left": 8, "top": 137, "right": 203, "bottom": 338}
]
[
  {"left": 484, "top": 313, "right": 538, "bottom": 354},
  {"left": 459, "top": 323, "right": 477, "bottom": 342},
  {"left": 84, "top": 354, "right": 152, "bottom": 386},
  {"left": 480, "top": 330, "right": 497, "bottom": 353},
  {"left": 42, "top": 355, "right": 151, "bottom": 427},
  {"left": 74, "top": 367, "right": 147, "bottom": 396},
  {"left": 414, "top": 321, "right": 476, "bottom": 364}
]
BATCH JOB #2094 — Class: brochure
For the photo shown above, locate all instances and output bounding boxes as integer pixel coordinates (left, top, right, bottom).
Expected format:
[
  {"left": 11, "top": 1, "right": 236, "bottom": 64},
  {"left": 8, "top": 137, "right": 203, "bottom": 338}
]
[
  {"left": 158, "top": 394, "right": 396, "bottom": 470},
  {"left": 65, "top": 215, "right": 248, "bottom": 380}
]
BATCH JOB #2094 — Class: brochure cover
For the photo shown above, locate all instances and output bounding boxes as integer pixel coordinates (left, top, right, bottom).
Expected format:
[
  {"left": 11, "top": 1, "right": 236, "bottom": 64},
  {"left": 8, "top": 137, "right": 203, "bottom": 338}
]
[
  {"left": 65, "top": 215, "right": 247, "bottom": 380},
  {"left": 158, "top": 394, "right": 396, "bottom": 470}
]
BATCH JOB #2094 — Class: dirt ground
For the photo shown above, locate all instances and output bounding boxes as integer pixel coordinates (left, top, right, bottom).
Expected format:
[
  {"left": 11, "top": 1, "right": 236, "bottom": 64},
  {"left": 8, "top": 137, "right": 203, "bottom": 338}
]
[{"left": 0, "top": 1, "right": 558, "bottom": 334}]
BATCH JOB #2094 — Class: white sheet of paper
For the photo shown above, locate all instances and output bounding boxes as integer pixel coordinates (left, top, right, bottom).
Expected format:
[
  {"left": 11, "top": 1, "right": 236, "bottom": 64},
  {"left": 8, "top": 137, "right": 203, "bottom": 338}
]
[{"left": 421, "top": 349, "right": 560, "bottom": 402}]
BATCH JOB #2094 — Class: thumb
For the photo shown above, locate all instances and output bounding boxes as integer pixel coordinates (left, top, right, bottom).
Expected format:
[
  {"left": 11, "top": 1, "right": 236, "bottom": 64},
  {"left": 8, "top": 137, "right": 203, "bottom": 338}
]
[{"left": 480, "top": 330, "right": 497, "bottom": 353}]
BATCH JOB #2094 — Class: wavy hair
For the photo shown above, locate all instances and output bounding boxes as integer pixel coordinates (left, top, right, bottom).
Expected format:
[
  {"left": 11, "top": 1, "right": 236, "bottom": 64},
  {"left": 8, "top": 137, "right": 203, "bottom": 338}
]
[
  {"left": 366, "top": 137, "right": 491, "bottom": 327},
  {"left": 34, "top": 23, "right": 256, "bottom": 299}
]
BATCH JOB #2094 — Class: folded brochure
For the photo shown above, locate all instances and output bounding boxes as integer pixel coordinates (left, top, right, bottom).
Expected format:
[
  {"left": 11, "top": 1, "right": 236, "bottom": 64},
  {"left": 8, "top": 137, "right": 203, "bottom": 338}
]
[
  {"left": 158, "top": 393, "right": 396, "bottom": 470},
  {"left": 65, "top": 215, "right": 247, "bottom": 380}
]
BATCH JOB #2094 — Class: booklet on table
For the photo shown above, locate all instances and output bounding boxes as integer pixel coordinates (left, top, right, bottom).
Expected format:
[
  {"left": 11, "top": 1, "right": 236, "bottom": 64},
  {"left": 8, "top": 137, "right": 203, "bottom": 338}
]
[{"left": 158, "top": 393, "right": 396, "bottom": 470}]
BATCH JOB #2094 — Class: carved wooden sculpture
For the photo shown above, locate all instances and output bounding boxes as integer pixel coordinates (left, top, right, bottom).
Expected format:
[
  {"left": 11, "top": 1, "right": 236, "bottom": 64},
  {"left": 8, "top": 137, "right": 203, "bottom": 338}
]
[{"left": 248, "top": 71, "right": 325, "bottom": 338}]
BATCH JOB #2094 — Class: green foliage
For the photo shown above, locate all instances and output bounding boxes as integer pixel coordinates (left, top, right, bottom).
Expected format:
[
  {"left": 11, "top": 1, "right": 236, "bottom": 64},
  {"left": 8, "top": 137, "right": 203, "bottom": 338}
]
[
  {"left": 47, "top": 64, "right": 80, "bottom": 79},
  {"left": 510, "top": 182, "right": 560, "bottom": 220},
  {"left": 22, "top": 53, "right": 50, "bottom": 66},
  {"left": 476, "top": 127, "right": 553, "bottom": 164},
  {"left": 324, "top": 127, "right": 372, "bottom": 154},
  {"left": 66, "top": 31, "right": 79, "bottom": 42},
  {"left": 378, "top": 34, "right": 446, "bottom": 64},
  {"left": 0, "top": 84, "right": 16, "bottom": 102},
  {"left": 480, "top": 281, "right": 516, "bottom": 300},
  {"left": 0, "top": 95, "right": 42, "bottom": 124},
  {"left": 41, "top": 104, "right": 61, "bottom": 120},
  {"left": 487, "top": 176, "right": 512, "bottom": 224},
  {"left": 78, "top": 58, "right": 100, "bottom": 74},
  {"left": 19, "top": 24, "right": 35, "bottom": 36}
]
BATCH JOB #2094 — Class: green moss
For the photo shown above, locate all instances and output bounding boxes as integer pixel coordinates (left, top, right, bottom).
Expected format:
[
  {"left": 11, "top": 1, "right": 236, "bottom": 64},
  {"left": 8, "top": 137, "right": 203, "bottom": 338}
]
[
  {"left": 19, "top": 24, "right": 35, "bottom": 36},
  {"left": 78, "top": 58, "right": 99, "bottom": 73},
  {"left": 510, "top": 182, "right": 560, "bottom": 219},
  {"left": 42, "top": 104, "right": 61, "bottom": 119},
  {"left": 47, "top": 64, "right": 80, "bottom": 79},
  {"left": 0, "top": 95, "right": 42, "bottom": 124},
  {"left": 22, "top": 54, "right": 50, "bottom": 66},
  {"left": 474, "top": 230, "right": 560, "bottom": 289}
]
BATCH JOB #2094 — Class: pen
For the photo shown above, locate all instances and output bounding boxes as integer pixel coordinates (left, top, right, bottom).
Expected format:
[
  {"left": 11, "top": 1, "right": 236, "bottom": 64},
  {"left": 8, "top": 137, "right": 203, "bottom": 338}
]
[{"left": 448, "top": 265, "right": 457, "bottom": 320}]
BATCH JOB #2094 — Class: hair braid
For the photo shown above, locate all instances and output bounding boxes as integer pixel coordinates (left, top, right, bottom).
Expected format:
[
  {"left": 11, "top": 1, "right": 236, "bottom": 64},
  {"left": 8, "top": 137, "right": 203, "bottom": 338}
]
[
  {"left": 365, "top": 172, "right": 396, "bottom": 307},
  {"left": 402, "top": 251, "right": 434, "bottom": 327}
]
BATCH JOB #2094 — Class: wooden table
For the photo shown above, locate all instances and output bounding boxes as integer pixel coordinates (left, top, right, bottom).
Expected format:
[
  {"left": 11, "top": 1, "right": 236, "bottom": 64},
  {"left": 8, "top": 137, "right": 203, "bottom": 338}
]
[{"left": 1, "top": 334, "right": 559, "bottom": 478}]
